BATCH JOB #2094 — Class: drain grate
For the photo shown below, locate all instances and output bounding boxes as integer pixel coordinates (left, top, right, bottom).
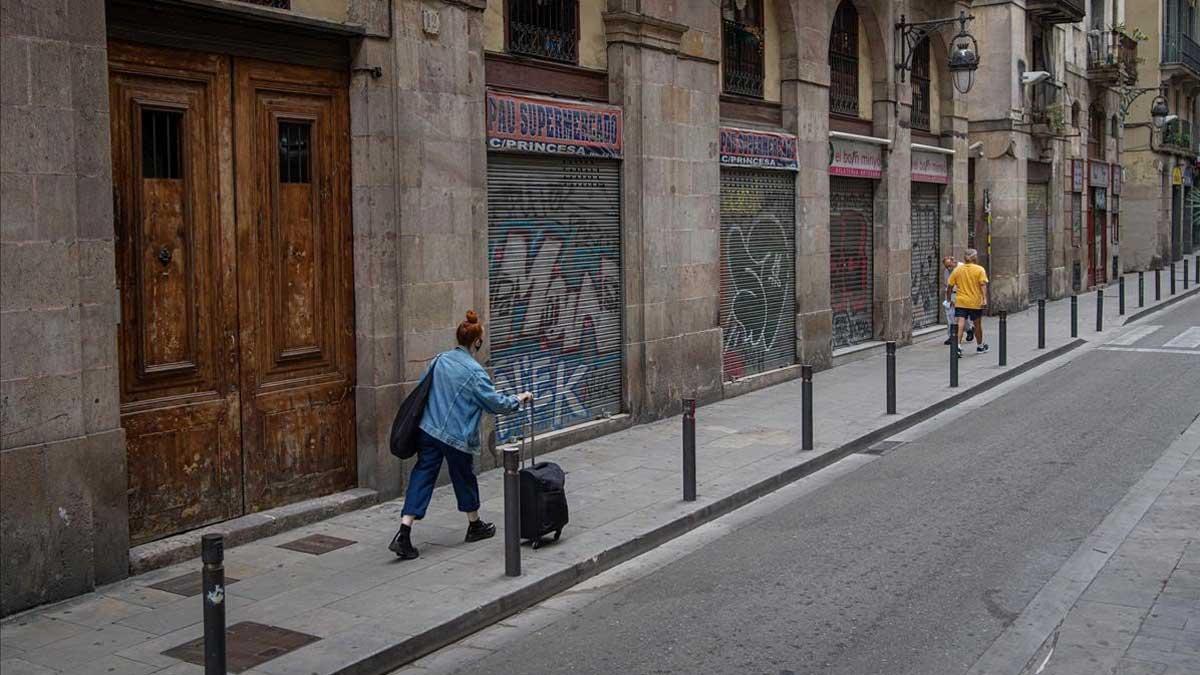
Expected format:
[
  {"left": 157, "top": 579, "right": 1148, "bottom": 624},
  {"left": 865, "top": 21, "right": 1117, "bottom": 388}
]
[
  {"left": 163, "top": 621, "right": 319, "bottom": 672},
  {"left": 277, "top": 533, "right": 356, "bottom": 555},
  {"left": 149, "top": 572, "right": 240, "bottom": 597},
  {"left": 860, "top": 440, "right": 906, "bottom": 456}
]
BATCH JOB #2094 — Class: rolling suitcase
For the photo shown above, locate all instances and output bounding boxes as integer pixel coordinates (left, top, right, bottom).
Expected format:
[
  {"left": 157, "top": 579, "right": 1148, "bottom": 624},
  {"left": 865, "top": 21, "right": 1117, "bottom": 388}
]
[{"left": 519, "top": 402, "right": 568, "bottom": 549}]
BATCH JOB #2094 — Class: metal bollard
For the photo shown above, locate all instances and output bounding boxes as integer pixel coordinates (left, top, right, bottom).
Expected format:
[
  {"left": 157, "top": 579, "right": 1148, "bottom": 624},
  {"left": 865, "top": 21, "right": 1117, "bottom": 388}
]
[
  {"left": 1070, "top": 295, "right": 1078, "bottom": 338},
  {"left": 1156, "top": 267, "right": 1162, "bottom": 301},
  {"left": 682, "top": 398, "right": 696, "bottom": 502},
  {"left": 1185, "top": 259, "right": 1190, "bottom": 290},
  {"left": 1171, "top": 262, "right": 1177, "bottom": 295},
  {"left": 1096, "top": 287, "right": 1104, "bottom": 332},
  {"left": 1195, "top": 254, "right": 1199, "bottom": 283},
  {"left": 1119, "top": 275, "right": 1125, "bottom": 315},
  {"left": 1138, "top": 271, "right": 1145, "bottom": 307},
  {"left": 885, "top": 341, "right": 896, "bottom": 415},
  {"left": 949, "top": 332, "right": 959, "bottom": 388},
  {"left": 1037, "top": 299, "right": 1046, "bottom": 349},
  {"left": 202, "top": 534, "right": 227, "bottom": 675},
  {"left": 998, "top": 311, "right": 1007, "bottom": 367},
  {"left": 503, "top": 447, "right": 521, "bottom": 577},
  {"left": 801, "top": 365, "right": 814, "bottom": 450}
]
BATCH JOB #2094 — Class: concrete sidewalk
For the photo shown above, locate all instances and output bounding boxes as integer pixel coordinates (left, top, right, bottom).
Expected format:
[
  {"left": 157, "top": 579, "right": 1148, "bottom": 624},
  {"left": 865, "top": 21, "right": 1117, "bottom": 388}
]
[{"left": 2, "top": 268, "right": 1196, "bottom": 675}]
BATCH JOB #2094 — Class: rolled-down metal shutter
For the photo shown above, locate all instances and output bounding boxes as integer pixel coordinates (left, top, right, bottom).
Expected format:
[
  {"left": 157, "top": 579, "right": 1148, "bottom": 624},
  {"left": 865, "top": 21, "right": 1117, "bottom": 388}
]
[
  {"left": 830, "top": 177, "right": 874, "bottom": 348},
  {"left": 719, "top": 169, "right": 796, "bottom": 380},
  {"left": 910, "top": 184, "right": 941, "bottom": 329},
  {"left": 487, "top": 154, "right": 622, "bottom": 444},
  {"left": 1026, "top": 182, "right": 1049, "bottom": 301}
]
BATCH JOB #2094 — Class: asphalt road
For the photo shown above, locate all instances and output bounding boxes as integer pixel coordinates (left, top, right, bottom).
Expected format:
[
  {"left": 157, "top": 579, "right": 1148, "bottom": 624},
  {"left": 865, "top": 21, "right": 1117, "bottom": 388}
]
[{"left": 446, "top": 298, "right": 1200, "bottom": 675}]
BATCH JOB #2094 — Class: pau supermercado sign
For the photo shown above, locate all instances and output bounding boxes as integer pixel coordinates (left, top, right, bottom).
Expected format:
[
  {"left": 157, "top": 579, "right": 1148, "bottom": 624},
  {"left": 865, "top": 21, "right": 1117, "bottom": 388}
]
[
  {"left": 486, "top": 90, "right": 622, "bottom": 159},
  {"left": 719, "top": 127, "right": 799, "bottom": 170}
]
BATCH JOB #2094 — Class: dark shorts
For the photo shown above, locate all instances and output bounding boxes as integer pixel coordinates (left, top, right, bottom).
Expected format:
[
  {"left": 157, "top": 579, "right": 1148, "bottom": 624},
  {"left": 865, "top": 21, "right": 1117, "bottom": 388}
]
[{"left": 956, "top": 307, "right": 983, "bottom": 321}]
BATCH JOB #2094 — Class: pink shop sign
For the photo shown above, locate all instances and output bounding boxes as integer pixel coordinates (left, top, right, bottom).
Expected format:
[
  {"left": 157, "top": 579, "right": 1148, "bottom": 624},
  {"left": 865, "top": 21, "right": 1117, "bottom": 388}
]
[
  {"left": 911, "top": 150, "right": 949, "bottom": 184},
  {"left": 829, "top": 138, "right": 883, "bottom": 179}
]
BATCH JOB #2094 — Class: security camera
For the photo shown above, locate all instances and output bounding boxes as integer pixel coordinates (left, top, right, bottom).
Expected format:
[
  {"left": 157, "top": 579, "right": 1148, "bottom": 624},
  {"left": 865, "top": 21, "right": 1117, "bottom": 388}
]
[
  {"left": 1021, "top": 71, "right": 1052, "bottom": 85},
  {"left": 1164, "top": 114, "right": 1180, "bottom": 124}
]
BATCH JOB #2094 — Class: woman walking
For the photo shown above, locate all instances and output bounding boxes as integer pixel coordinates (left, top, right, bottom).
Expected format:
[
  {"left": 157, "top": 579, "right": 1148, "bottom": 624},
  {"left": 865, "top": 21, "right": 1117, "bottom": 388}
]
[{"left": 389, "top": 311, "right": 532, "bottom": 560}]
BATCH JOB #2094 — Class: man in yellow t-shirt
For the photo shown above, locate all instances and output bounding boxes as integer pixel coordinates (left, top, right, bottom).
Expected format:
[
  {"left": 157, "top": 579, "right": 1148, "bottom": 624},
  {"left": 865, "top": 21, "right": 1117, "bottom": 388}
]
[{"left": 946, "top": 249, "right": 989, "bottom": 355}]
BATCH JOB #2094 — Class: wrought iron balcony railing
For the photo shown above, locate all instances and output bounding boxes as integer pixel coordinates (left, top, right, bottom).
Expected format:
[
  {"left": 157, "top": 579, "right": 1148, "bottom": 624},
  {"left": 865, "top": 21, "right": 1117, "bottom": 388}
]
[
  {"left": 1087, "top": 29, "right": 1138, "bottom": 83},
  {"left": 722, "top": 19, "right": 764, "bottom": 99},
  {"left": 1162, "top": 118, "right": 1194, "bottom": 154},
  {"left": 1029, "top": 80, "right": 1060, "bottom": 126},
  {"left": 508, "top": 0, "right": 579, "bottom": 64},
  {"left": 1162, "top": 31, "right": 1200, "bottom": 81}
]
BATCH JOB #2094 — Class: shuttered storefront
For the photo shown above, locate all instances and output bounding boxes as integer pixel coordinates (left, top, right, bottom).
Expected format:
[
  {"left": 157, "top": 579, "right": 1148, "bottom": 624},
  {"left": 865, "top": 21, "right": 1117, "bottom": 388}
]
[
  {"left": 486, "top": 154, "right": 623, "bottom": 444},
  {"left": 830, "top": 177, "right": 874, "bottom": 348},
  {"left": 1026, "top": 182, "right": 1049, "bottom": 301},
  {"left": 910, "top": 184, "right": 941, "bottom": 328},
  {"left": 719, "top": 168, "right": 796, "bottom": 379}
]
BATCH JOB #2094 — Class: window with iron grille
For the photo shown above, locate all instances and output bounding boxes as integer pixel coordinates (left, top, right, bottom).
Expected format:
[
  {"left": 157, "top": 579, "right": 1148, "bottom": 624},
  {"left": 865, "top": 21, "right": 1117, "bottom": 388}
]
[
  {"left": 829, "top": 1, "right": 859, "bottom": 117},
  {"left": 911, "top": 38, "right": 931, "bottom": 131},
  {"left": 507, "top": 0, "right": 579, "bottom": 64},
  {"left": 721, "top": 0, "right": 765, "bottom": 98}
]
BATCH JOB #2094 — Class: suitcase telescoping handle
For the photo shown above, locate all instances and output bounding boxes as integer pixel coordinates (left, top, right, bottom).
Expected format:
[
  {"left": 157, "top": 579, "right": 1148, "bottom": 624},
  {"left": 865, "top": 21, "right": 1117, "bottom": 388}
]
[{"left": 524, "top": 397, "right": 536, "bottom": 467}]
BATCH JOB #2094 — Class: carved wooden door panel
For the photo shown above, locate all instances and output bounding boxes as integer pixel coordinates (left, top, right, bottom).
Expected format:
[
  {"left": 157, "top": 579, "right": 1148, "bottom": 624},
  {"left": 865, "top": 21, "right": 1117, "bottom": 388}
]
[
  {"left": 233, "top": 60, "right": 356, "bottom": 512},
  {"left": 109, "top": 43, "right": 242, "bottom": 544}
]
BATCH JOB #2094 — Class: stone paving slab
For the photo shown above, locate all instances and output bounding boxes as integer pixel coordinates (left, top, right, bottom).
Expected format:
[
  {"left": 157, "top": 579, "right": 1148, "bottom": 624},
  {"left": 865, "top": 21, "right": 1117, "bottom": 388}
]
[{"left": 1, "top": 270, "right": 1196, "bottom": 675}]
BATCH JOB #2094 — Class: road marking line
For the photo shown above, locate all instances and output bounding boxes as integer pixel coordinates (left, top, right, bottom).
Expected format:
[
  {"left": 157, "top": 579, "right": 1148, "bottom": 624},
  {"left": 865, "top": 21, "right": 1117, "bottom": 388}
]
[
  {"left": 1106, "top": 325, "right": 1162, "bottom": 345},
  {"left": 1097, "top": 346, "right": 1200, "bottom": 355},
  {"left": 1162, "top": 326, "right": 1200, "bottom": 349}
]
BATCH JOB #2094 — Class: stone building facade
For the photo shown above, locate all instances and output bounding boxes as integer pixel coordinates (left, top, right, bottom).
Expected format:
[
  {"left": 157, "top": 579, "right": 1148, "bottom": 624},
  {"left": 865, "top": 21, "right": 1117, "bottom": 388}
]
[
  {"left": 4, "top": 0, "right": 1090, "bottom": 615},
  {"left": 1122, "top": 0, "right": 1200, "bottom": 270}
]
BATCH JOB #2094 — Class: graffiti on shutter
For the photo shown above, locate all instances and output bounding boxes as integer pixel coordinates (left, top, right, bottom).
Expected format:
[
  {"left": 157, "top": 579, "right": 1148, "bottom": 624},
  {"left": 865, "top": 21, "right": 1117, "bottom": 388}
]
[
  {"left": 1026, "top": 183, "right": 1049, "bottom": 301},
  {"left": 719, "top": 169, "right": 796, "bottom": 380},
  {"left": 830, "top": 177, "right": 874, "bottom": 348},
  {"left": 487, "top": 155, "right": 622, "bottom": 443},
  {"left": 910, "top": 184, "right": 941, "bottom": 328}
]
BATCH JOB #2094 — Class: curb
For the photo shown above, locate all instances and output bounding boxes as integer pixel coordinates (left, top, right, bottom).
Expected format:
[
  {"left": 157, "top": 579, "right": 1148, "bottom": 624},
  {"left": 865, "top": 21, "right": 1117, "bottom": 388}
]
[
  {"left": 339, "top": 338, "right": 1088, "bottom": 675},
  {"left": 1121, "top": 285, "right": 1200, "bottom": 325}
]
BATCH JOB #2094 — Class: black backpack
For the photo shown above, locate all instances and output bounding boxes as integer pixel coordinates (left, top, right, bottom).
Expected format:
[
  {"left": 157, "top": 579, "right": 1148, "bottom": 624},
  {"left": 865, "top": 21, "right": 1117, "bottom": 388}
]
[{"left": 389, "top": 358, "right": 438, "bottom": 460}]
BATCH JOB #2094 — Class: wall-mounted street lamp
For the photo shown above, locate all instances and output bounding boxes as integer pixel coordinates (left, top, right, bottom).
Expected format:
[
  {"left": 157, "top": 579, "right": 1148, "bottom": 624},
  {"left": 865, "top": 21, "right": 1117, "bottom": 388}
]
[
  {"left": 896, "top": 10, "right": 979, "bottom": 94},
  {"left": 1116, "top": 83, "right": 1169, "bottom": 127},
  {"left": 1150, "top": 95, "right": 1170, "bottom": 129}
]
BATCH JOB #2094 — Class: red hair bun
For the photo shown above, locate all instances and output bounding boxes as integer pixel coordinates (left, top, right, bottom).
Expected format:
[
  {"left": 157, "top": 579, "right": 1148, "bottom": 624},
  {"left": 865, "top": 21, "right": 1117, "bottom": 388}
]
[{"left": 457, "top": 310, "right": 483, "bottom": 346}]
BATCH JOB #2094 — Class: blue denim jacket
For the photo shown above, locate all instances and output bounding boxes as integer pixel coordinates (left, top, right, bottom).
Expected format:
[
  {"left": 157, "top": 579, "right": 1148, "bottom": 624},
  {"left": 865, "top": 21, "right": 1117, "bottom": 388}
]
[{"left": 418, "top": 347, "right": 520, "bottom": 455}]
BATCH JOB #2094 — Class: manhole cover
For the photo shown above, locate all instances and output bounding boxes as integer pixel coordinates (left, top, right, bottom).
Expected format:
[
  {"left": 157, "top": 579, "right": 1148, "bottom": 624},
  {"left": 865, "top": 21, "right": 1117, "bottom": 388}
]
[
  {"left": 860, "top": 440, "right": 906, "bottom": 456},
  {"left": 277, "top": 533, "right": 355, "bottom": 555},
  {"left": 149, "top": 572, "right": 240, "bottom": 597},
  {"left": 163, "top": 621, "right": 319, "bottom": 672}
]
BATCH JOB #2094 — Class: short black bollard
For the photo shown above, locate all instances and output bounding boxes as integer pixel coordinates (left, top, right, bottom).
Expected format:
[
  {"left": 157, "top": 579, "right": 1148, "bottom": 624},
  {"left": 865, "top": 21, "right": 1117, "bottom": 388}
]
[
  {"left": 682, "top": 398, "right": 696, "bottom": 502},
  {"left": 1096, "top": 287, "right": 1104, "bottom": 332},
  {"left": 1171, "top": 262, "right": 1177, "bottom": 295},
  {"left": 885, "top": 341, "right": 896, "bottom": 415},
  {"left": 1195, "top": 254, "right": 1199, "bottom": 283},
  {"left": 801, "top": 365, "right": 814, "bottom": 450},
  {"left": 999, "top": 311, "right": 1007, "bottom": 367},
  {"left": 1070, "top": 295, "right": 1078, "bottom": 338},
  {"left": 1037, "top": 299, "right": 1046, "bottom": 349},
  {"left": 1185, "top": 259, "right": 1190, "bottom": 290},
  {"left": 1138, "top": 272, "right": 1145, "bottom": 308},
  {"left": 949, "top": 333, "right": 959, "bottom": 387},
  {"left": 201, "top": 534, "right": 227, "bottom": 675},
  {"left": 1119, "top": 275, "right": 1125, "bottom": 315},
  {"left": 1156, "top": 267, "right": 1162, "bottom": 301},
  {"left": 503, "top": 447, "right": 521, "bottom": 577}
]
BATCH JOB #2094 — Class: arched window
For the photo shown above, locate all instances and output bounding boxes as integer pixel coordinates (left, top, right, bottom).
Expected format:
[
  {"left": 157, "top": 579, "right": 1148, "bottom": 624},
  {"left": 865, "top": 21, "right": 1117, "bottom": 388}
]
[
  {"left": 911, "top": 38, "right": 931, "bottom": 131},
  {"left": 829, "top": 1, "right": 859, "bottom": 117},
  {"left": 507, "top": 0, "right": 579, "bottom": 64},
  {"left": 722, "top": 0, "right": 765, "bottom": 98}
]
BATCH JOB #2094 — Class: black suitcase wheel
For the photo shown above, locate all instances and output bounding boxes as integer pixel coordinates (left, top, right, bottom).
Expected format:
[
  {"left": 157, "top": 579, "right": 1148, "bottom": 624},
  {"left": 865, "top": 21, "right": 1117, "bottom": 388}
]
[
  {"left": 553, "top": 529, "right": 562, "bottom": 541},
  {"left": 531, "top": 538, "right": 542, "bottom": 550}
]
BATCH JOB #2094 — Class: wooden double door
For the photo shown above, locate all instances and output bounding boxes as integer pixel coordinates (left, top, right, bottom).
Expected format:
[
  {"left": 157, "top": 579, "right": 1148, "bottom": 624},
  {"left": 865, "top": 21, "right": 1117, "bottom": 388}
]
[{"left": 109, "top": 43, "right": 356, "bottom": 545}]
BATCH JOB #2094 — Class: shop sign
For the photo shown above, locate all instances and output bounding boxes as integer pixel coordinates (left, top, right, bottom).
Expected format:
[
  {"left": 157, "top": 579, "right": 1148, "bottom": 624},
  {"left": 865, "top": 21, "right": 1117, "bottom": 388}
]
[
  {"left": 1089, "top": 160, "right": 1109, "bottom": 188},
  {"left": 1172, "top": 166, "right": 1184, "bottom": 186},
  {"left": 1184, "top": 164, "right": 1194, "bottom": 187},
  {"left": 486, "top": 90, "right": 622, "bottom": 158},
  {"left": 1111, "top": 164, "right": 1121, "bottom": 195},
  {"left": 829, "top": 138, "right": 883, "bottom": 179},
  {"left": 719, "top": 127, "right": 798, "bottom": 170},
  {"left": 911, "top": 150, "right": 949, "bottom": 184},
  {"left": 1072, "top": 158, "right": 1085, "bottom": 192}
]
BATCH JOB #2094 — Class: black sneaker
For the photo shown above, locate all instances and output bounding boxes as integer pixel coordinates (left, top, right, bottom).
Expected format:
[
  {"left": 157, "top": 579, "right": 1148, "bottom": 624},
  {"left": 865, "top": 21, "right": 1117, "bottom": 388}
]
[
  {"left": 976, "top": 344, "right": 990, "bottom": 353},
  {"left": 943, "top": 337, "right": 953, "bottom": 345},
  {"left": 956, "top": 346, "right": 964, "bottom": 357},
  {"left": 465, "top": 520, "right": 496, "bottom": 543},
  {"left": 388, "top": 527, "right": 419, "bottom": 560},
  {"left": 965, "top": 328, "right": 975, "bottom": 342}
]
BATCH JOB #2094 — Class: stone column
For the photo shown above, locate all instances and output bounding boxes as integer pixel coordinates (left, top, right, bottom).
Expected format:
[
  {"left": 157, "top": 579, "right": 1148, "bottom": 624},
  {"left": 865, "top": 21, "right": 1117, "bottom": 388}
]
[
  {"left": 1, "top": 0, "right": 127, "bottom": 615},
  {"left": 876, "top": 87, "right": 913, "bottom": 343},
  {"left": 605, "top": 8, "right": 723, "bottom": 421}
]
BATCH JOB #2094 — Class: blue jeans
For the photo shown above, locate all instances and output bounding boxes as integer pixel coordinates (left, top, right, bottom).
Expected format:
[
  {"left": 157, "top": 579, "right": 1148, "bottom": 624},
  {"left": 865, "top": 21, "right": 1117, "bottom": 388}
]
[{"left": 401, "top": 430, "right": 481, "bottom": 520}]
